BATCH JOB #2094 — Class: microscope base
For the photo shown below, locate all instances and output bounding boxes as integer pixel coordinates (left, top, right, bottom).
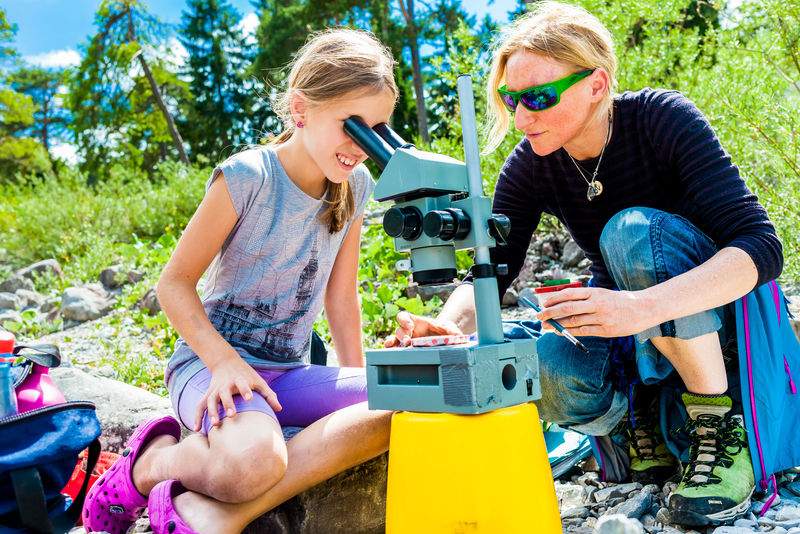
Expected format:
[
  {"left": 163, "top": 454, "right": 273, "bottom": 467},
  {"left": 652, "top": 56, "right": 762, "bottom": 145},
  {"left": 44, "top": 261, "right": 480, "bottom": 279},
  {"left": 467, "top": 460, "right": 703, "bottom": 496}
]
[{"left": 385, "top": 402, "right": 561, "bottom": 533}]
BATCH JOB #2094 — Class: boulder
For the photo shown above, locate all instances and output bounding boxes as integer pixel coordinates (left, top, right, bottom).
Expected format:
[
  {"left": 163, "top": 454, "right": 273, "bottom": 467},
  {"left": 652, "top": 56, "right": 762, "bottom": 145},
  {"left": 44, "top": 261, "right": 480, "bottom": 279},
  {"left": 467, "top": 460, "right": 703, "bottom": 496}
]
[
  {"left": 502, "top": 287, "right": 518, "bottom": 307},
  {"left": 16, "top": 259, "right": 63, "bottom": 281},
  {"left": 561, "top": 239, "right": 586, "bottom": 269},
  {"left": 0, "top": 291, "right": 20, "bottom": 310},
  {"left": 137, "top": 288, "right": 161, "bottom": 315},
  {"left": 100, "top": 265, "right": 144, "bottom": 290},
  {"left": 15, "top": 288, "right": 44, "bottom": 310},
  {"left": 0, "top": 273, "right": 35, "bottom": 293},
  {"left": 61, "top": 284, "right": 114, "bottom": 323}
]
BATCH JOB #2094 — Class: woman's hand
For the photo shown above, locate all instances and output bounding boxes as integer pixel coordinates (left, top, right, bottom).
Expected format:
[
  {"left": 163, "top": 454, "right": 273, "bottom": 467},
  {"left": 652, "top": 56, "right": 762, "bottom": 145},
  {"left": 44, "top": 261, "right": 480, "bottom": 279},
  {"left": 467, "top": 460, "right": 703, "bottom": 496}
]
[
  {"left": 194, "top": 354, "right": 282, "bottom": 431},
  {"left": 534, "top": 287, "right": 652, "bottom": 338},
  {"left": 384, "top": 311, "right": 463, "bottom": 347}
]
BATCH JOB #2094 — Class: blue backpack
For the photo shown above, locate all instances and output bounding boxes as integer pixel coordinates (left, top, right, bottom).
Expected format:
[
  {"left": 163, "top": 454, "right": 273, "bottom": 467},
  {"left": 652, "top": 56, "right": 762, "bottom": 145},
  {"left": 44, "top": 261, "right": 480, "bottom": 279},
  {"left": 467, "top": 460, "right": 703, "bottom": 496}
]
[
  {"left": 736, "top": 280, "right": 800, "bottom": 506},
  {"left": 1, "top": 362, "right": 101, "bottom": 534}
]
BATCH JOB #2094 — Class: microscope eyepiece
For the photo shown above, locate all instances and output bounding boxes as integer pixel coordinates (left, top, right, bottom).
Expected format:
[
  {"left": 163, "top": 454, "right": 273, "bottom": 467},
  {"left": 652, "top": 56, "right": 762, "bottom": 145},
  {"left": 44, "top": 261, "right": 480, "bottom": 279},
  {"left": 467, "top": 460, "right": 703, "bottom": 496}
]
[{"left": 343, "top": 117, "right": 393, "bottom": 171}]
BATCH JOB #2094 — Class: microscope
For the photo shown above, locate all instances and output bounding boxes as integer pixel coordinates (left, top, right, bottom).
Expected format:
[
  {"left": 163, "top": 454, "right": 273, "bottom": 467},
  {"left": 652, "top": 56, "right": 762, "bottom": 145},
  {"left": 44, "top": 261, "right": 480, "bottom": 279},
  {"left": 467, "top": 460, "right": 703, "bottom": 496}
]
[{"left": 344, "top": 76, "right": 540, "bottom": 415}]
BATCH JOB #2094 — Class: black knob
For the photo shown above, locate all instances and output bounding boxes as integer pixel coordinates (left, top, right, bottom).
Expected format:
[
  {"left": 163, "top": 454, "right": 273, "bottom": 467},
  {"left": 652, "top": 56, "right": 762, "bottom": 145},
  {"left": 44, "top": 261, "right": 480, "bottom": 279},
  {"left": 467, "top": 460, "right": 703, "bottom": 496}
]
[
  {"left": 383, "top": 206, "right": 423, "bottom": 240},
  {"left": 423, "top": 208, "right": 471, "bottom": 241},
  {"left": 488, "top": 214, "right": 511, "bottom": 246}
]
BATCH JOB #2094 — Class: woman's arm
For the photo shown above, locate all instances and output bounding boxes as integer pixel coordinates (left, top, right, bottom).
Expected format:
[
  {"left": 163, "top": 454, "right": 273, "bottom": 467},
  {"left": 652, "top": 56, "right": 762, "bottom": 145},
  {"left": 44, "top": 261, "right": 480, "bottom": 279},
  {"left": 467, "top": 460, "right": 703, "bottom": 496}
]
[{"left": 324, "top": 215, "right": 365, "bottom": 367}]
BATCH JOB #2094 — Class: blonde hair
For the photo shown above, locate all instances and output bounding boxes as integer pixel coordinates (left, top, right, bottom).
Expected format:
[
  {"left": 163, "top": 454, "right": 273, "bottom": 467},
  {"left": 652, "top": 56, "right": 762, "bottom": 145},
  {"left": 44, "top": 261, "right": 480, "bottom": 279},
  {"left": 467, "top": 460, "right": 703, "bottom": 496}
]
[
  {"left": 485, "top": 1, "right": 617, "bottom": 153},
  {"left": 271, "top": 28, "right": 397, "bottom": 233}
]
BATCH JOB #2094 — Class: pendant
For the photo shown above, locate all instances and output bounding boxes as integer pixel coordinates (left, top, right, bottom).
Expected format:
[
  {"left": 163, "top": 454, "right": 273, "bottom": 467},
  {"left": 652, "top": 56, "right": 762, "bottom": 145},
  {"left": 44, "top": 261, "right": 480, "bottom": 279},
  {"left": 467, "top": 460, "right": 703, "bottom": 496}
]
[{"left": 587, "top": 180, "right": 603, "bottom": 201}]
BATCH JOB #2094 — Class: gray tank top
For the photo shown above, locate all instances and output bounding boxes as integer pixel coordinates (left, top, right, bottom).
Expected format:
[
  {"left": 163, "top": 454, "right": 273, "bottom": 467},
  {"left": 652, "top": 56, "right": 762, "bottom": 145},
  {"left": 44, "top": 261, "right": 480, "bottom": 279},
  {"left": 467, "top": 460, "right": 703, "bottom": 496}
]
[{"left": 165, "top": 147, "right": 374, "bottom": 394}]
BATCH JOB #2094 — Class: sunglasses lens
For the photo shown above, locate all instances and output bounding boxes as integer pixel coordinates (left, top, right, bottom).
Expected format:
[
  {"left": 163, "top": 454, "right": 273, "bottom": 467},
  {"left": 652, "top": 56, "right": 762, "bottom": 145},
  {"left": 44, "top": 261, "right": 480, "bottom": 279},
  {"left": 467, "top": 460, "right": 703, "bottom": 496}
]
[
  {"left": 520, "top": 86, "right": 558, "bottom": 111},
  {"left": 500, "top": 93, "right": 517, "bottom": 112}
]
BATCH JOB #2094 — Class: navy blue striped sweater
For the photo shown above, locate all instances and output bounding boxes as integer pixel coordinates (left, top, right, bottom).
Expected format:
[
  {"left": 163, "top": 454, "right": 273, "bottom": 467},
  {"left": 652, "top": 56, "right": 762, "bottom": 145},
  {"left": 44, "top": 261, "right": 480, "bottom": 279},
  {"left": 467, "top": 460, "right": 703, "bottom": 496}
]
[{"left": 471, "top": 88, "right": 783, "bottom": 295}]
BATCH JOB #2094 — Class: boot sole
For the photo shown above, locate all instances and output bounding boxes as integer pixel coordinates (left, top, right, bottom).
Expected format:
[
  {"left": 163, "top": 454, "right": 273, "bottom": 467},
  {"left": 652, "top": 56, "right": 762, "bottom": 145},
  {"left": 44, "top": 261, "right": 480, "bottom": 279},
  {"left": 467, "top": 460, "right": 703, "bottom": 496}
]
[{"left": 667, "top": 488, "right": 754, "bottom": 527}]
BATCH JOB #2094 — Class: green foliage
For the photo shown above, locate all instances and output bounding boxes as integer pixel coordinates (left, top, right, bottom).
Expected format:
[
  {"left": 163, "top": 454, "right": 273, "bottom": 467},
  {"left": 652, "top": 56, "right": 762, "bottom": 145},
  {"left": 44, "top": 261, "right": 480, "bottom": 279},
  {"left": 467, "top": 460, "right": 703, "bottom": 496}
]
[{"left": 6, "top": 66, "right": 70, "bottom": 155}]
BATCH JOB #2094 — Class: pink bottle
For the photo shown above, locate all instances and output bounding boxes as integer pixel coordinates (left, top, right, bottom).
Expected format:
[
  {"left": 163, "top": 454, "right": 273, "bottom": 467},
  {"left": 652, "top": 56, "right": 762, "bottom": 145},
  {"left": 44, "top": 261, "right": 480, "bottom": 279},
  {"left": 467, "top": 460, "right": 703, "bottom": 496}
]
[{"left": 0, "top": 331, "right": 66, "bottom": 412}]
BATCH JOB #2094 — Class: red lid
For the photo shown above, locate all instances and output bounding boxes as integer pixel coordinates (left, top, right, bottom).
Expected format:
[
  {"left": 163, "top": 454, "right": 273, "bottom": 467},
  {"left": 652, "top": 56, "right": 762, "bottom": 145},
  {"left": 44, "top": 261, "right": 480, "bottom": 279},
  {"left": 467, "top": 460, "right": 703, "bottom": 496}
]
[
  {"left": 0, "top": 330, "right": 15, "bottom": 354},
  {"left": 534, "top": 281, "right": 583, "bottom": 294}
]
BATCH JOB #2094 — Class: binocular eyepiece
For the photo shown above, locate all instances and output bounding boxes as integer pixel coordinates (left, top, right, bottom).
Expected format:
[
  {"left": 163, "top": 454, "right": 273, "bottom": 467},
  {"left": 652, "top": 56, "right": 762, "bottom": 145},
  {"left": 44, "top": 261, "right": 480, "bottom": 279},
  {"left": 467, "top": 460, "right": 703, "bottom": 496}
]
[{"left": 343, "top": 117, "right": 411, "bottom": 171}]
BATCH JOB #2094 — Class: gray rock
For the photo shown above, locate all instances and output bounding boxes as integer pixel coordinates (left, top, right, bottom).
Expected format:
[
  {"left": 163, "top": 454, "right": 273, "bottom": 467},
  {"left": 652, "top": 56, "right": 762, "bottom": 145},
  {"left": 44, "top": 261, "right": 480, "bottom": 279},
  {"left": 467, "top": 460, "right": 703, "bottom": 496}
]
[
  {"left": 561, "top": 505, "right": 591, "bottom": 519},
  {"left": 0, "top": 273, "right": 35, "bottom": 293},
  {"left": 518, "top": 287, "right": 539, "bottom": 308},
  {"left": 39, "top": 296, "right": 60, "bottom": 313},
  {"left": 778, "top": 506, "right": 800, "bottom": 522},
  {"left": 0, "top": 291, "right": 20, "bottom": 310},
  {"left": 405, "top": 282, "right": 458, "bottom": 302},
  {"left": 640, "top": 514, "right": 655, "bottom": 527},
  {"left": 616, "top": 493, "right": 654, "bottom": 519},
  {"left": 594, "top": 483, "right": 642, "bottom": 503},
  {"left": 15, "top": 288, "right": 44, "bottom": 309},
  {"left": 595, "top": 514, "right": 644, "bottom": 534},
  {"left": 61, "top": 285, "right": 114, "bottom": 322},
  {"left": 711, "top": 527, "right": 759, "bottom": 534},
  {"left": 17, "top": 259, "right": 63, "bottom": 281},
  {"left": 732, "top": 518, "right": 757, "bottom": 528},
  {"left": 502, "top": 287, "right": 519, "bottom": 307},
  {"left": 773, "top": 528, "right": 789, "bottom": 534},
  {"left": 562, "top": 239, "right": 586, "bottom": 268},
  {"left": 0, "top": 309, "right": 22, "bottom": 324},
  {"left": 137, "top": 288, "right": 161, "bottom": 315},
  {"left": 99, "top": 266, "right": 144, "bottom": 290}
]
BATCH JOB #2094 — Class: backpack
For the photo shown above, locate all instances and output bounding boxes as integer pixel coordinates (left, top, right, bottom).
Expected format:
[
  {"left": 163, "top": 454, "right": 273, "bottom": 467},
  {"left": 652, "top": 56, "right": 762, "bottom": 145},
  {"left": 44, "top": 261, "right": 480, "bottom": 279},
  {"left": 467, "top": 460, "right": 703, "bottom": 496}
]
[{"left": 0, "top": 344, "right": 102, "bottom": 533}]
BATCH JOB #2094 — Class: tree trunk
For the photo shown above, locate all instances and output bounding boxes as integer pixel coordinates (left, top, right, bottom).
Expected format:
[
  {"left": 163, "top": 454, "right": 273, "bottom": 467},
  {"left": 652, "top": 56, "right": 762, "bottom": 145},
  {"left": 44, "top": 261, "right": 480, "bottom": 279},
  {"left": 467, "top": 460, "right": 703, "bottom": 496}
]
[
  {"left": 399, "top": 0, "right": 430, "bottom": 143},
  {"left": 127, "top": 11, "right": 190, "bottom": 164}
]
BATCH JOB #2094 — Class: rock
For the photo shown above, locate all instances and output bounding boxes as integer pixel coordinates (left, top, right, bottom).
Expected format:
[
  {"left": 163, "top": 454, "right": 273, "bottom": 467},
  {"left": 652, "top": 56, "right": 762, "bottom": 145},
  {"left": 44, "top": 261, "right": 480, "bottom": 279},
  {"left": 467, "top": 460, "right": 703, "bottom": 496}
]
[
  {"left": 594, "top": 483, "right": 642, "bottom": 503},
  {"left": 640, "top": 514, "right": 655, "bottom": 527},
  {"left": 17, "top": 259, "right": 63, "bottom": 281},
  {"left": 100, "top": 266, "right": 144, "bottom": 290},
  {"left": 561, "top": 239, "right": 586, "bottom": 268},
  {"left": 61, "top": 285, "right": 114, "bottom": 323},
  {"left": 561, "top": 505, "right": 590, "bottom": 519},
  {"left": 711, "top": 527, "right": 759, "bottom": 534},
  {"left": 137, "top": 288, "right": 161, "bottom": 315},
  {"left": 541, "top": 241, "right": 556, "bottom": 259},
  {"left": 0, "top": 273, "right": 35, "bottom": 293},
  {"left": 502, "top": 287, "right": 519, "bottom": 307},
  {"left": 556, "top": 481, "right": 585, "bottom": 509},
  {"left": 518, "top": 287, "right": 539, "bottom": 308},
  {"left": 779, "top": 506, "right": 800, "bottom": 522},
  {"left": 616, "top": 493, "right": 654, "bottom": 519},
  {"left": 788, "top": 296, "right": 800, "bottom": 342},
  {"left": 0, "top": 291, "right": 20, "bottom": 310},
  {"left": 732, "top": 518, "right": 757, "bottom": 528},
  {"left": 15, "top": 288, "right": 44, "bottom": 309},
  {"left": 404, "top": 282, "right": 458, "bottom": 302},
  {"left": 595, "top": 514, "right": 644, "bottom": 534},
  {"left": 243, "top": 453, "right": 387, "bottom": 534},
  {"left": 40, "top": 296, "right": 60, "bottom": 313},
  {"left": 0, "top": 309, "right": 22, "bottom": 324},
  {"left": 50, "top": 367, "right": 178, "bottom": 452}
]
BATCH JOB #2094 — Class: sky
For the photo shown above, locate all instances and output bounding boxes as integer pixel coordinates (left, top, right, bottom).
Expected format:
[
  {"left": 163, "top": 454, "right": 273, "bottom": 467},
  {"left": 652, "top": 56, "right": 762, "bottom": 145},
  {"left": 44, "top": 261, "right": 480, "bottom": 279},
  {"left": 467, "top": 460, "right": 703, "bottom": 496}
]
[{"left": 3, "top": 0, "right": 518, "bottom": 65}]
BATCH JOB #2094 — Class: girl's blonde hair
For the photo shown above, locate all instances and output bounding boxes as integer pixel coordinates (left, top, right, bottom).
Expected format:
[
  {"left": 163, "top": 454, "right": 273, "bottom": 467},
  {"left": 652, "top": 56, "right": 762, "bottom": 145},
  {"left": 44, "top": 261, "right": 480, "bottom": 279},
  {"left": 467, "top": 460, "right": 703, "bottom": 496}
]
[
  {"left": 271, "top": 28, "right": 397, "bottom": 233},
  {"left": 485, "top": 1, "right": 617, "bottom": 153}
]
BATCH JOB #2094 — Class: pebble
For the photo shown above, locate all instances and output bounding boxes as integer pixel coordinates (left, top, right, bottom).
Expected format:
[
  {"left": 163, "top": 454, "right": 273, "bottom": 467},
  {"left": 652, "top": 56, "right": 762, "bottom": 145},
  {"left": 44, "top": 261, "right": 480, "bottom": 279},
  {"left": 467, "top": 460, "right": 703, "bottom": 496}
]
[
  {"left": 711, "top": 528, "right": 758, "bottom": 534},
  {"left": 595, "top": 514, "right": 644, "bottom": 534},
  {"left": 616, "top": 493, "right": 654, "bottom": 520},
  {"left": 594, "top": 483, "right": 642, "bottom": 503},
  {"left": 732, "top": 518, "right": 758, "bottom": 528},
  {"left": 778, "top": 507, "right": 800, "bottom": 522},
  {"left": 561, "top": 506, "right": 591, "bottom": 519},
  {"left": 772, "top": 528, "right": 789, "bottom": 534}
]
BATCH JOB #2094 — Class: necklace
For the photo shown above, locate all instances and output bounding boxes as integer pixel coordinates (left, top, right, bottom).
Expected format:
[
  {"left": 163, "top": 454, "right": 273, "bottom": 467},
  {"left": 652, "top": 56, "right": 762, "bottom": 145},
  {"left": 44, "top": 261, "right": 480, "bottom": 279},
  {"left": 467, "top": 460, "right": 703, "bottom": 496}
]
[{"left": 567, "top": 112, "right": 612, "bottom": 201}]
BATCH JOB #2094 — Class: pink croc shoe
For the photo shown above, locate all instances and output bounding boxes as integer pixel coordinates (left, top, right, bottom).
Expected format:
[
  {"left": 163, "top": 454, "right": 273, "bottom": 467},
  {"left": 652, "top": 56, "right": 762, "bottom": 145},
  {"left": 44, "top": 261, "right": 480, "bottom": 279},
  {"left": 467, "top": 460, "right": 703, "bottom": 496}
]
[
  {"left": 148, "top": 480, "right": 198, "bottom": 534},
  {"left": 83, "top": 416, "right": 181, "bottom": 534}
]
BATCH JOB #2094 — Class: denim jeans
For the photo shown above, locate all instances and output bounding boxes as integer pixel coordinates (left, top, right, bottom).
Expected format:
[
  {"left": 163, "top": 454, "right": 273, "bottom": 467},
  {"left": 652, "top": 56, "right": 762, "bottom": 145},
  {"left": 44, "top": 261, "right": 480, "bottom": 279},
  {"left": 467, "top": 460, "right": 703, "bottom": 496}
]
[{"left": 535, "top": 207, "right": 733, "bottom": 435}]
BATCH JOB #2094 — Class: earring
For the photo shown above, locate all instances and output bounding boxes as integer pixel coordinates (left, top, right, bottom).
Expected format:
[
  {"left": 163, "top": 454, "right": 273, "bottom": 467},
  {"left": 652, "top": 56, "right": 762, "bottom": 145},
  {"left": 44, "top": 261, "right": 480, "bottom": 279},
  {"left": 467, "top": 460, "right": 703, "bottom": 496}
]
[{"left": 296, "top": 121, "right": 304, "bottom": 128}]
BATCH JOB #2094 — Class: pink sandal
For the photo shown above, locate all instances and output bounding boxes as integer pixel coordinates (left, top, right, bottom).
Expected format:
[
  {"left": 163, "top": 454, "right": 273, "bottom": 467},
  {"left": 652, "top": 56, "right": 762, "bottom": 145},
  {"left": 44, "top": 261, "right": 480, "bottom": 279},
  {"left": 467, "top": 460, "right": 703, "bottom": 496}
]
[
  {"left": 83, "top": 416, "right": 181, "bottom": 534},
  {"left": 148, "top": 480, "right": 198, "bottom": 534}
]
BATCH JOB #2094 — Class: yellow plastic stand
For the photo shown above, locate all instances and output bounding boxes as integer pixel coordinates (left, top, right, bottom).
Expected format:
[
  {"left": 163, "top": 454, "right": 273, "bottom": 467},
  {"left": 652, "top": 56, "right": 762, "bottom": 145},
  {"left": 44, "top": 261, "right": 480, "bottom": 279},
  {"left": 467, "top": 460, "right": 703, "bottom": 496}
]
[{"left": 385, "top": 402, "right": 561, "bottom": 533}]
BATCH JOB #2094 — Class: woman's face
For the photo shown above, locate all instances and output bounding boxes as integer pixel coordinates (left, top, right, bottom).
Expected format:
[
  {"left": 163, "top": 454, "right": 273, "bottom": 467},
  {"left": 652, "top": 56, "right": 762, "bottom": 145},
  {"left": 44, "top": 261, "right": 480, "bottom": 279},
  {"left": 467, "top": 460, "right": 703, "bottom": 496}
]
[
  {"left": 296, "top": 87, "right": 396, "bottom": 183},
  {"left": 504, "top": 50, "right": 598, "bottom": 157}
]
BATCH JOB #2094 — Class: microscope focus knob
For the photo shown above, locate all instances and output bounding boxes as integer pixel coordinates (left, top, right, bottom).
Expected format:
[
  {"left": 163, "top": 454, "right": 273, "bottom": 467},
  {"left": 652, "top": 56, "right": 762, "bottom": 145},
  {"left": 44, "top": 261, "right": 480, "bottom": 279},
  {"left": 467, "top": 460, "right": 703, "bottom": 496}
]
[
  {"left": 383, "top": 206, "right": 423, "bottom": 240},
  {"left": 423, "top": 209, "right": 471, "bottom": 241},
  {"left": 488, "top": 214, "right": 511, "bottom": 246}
]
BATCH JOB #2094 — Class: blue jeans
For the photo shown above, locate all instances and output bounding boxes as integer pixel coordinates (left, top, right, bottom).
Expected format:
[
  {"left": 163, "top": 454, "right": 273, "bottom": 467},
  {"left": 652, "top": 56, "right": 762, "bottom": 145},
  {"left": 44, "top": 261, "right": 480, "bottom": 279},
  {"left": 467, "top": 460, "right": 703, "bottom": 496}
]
[{"left": 535, "top": 207, "right": 733, "bottom": 435}]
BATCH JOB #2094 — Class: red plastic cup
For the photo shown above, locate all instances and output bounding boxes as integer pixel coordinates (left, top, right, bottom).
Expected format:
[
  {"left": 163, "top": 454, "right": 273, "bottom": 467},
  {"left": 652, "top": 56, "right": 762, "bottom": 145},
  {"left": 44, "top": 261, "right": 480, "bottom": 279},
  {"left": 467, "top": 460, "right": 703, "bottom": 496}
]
[{"left": 62, "top": 449, "right": 120, "bottom": 525}]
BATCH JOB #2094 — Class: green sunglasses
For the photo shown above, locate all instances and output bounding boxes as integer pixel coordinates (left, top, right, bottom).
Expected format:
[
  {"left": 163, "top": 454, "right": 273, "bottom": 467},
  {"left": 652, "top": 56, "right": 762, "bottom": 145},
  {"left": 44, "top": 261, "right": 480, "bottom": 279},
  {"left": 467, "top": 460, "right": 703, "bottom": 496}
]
[{"left": 498, "top": 69, "right": 595, "bottom": 112}]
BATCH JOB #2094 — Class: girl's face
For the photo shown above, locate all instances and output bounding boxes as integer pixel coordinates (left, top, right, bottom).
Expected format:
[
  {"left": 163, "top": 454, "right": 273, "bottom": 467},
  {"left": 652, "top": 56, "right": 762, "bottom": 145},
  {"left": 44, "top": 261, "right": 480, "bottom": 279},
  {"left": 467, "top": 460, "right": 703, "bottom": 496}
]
[
  {"left": 296, "top": 88, "right": 396, "bottom": 183},
  {"left": 504, "top": 50, "right": 601, "bottom": 157}
]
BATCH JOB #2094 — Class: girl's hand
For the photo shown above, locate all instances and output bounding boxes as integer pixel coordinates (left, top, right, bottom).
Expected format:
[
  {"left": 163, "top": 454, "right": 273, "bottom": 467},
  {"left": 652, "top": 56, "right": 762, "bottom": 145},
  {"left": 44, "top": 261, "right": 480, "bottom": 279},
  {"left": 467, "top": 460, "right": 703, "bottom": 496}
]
[
  {"left": 384, "top": 311, "right": 463, "bottom": 347},
  {"left": 534, "top": 287, "right": 652, "bottom": 338},
  {"left": 194, "top": 355, "right": 282, "bottom": 431}
]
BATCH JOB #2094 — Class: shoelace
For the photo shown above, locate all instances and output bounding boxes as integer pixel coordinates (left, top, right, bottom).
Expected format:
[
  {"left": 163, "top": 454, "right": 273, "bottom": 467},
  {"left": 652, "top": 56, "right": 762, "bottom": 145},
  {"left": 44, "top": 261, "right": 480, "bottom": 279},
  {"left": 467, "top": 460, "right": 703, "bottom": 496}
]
[
  {"left": 627, "top": 414, "right": 663, "bottom": 461},
  {"left": 682, "top": 413, "right": 744, "bottom": 488}
]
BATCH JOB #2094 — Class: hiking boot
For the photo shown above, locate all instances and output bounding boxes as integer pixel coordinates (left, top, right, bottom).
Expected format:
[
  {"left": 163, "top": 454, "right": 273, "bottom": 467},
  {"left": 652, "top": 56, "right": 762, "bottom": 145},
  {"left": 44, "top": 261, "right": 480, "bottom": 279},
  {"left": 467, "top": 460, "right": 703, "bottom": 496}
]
[
  {"left": 668, "top": 393, "right": 755, "bottom": 527},
  {"left": 626, "top": 386, "right": 680, "bottom": 485}
]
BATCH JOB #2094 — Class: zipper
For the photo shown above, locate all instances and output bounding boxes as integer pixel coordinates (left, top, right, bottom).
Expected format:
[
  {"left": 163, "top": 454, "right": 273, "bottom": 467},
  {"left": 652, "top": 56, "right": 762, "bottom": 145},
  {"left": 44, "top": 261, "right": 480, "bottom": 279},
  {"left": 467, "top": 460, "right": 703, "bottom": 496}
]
[
  {"left": 785, "top": 355, "right": 797, "bottom": 394},
  {"left": 742, "top": 295, "right": 778, "bottom": 516},
  {"left": 0, "top": 400, "right": 95, "bottom": 427}
]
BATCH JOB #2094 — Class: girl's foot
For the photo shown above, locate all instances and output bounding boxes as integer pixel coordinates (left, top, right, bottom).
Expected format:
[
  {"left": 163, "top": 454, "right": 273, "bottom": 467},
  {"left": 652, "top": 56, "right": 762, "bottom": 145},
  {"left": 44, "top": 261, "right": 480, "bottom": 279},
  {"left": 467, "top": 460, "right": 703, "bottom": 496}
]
[{"left": 149, "top": 480, "right": 236, "bottom": 534}]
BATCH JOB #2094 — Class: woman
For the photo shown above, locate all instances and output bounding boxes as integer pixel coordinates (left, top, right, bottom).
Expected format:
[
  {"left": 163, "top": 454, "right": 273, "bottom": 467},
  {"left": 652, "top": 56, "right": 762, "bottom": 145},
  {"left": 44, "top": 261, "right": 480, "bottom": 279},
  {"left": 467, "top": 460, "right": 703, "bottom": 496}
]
[{"left": 386, "top": 1, "right": 782, "bottom": 527}]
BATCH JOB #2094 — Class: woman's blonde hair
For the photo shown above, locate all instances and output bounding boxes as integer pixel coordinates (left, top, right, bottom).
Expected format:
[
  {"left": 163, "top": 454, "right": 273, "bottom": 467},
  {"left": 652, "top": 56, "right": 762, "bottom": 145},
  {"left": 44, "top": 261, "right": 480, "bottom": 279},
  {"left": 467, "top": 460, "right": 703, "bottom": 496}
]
[
  {"left": 271, "top": 28, "right": 397, "bottom": 233},
  {"left": 485, "top": 1, "right": 617, "bottom": 153}
]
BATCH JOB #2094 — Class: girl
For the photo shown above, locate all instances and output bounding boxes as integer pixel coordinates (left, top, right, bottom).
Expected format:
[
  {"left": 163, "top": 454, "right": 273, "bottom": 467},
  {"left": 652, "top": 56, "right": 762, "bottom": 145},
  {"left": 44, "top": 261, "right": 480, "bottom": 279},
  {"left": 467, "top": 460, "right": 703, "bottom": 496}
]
[
  {"left": 84, "top": 29, "right": 397, "bottom": 534},
  {"left": 386, "top": 2, "right": 783, "bottom": 527}
]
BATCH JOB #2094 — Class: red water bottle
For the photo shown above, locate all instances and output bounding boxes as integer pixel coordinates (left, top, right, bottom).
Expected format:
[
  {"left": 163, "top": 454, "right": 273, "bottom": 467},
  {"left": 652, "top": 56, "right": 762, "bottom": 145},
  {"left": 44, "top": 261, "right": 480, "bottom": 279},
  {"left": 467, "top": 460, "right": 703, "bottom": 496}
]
[{"left": 0, "top": 330, "right": 18, "bottom": 418}]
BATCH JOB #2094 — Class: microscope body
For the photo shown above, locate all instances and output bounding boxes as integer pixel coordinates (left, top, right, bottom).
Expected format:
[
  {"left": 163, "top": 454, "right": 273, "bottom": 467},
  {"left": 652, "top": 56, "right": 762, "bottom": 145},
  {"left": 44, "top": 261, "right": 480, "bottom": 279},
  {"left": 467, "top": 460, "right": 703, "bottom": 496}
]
[{"left": 345, "top": 76, "right": 541, "bottom": 415}]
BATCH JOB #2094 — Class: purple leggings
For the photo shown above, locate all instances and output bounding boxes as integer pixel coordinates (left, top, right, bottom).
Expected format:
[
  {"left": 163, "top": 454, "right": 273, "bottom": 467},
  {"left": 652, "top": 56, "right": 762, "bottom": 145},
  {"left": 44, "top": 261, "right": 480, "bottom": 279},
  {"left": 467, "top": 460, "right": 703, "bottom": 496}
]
[{"left": 171, "top": 365, "right": 367, "bottom": 435}]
